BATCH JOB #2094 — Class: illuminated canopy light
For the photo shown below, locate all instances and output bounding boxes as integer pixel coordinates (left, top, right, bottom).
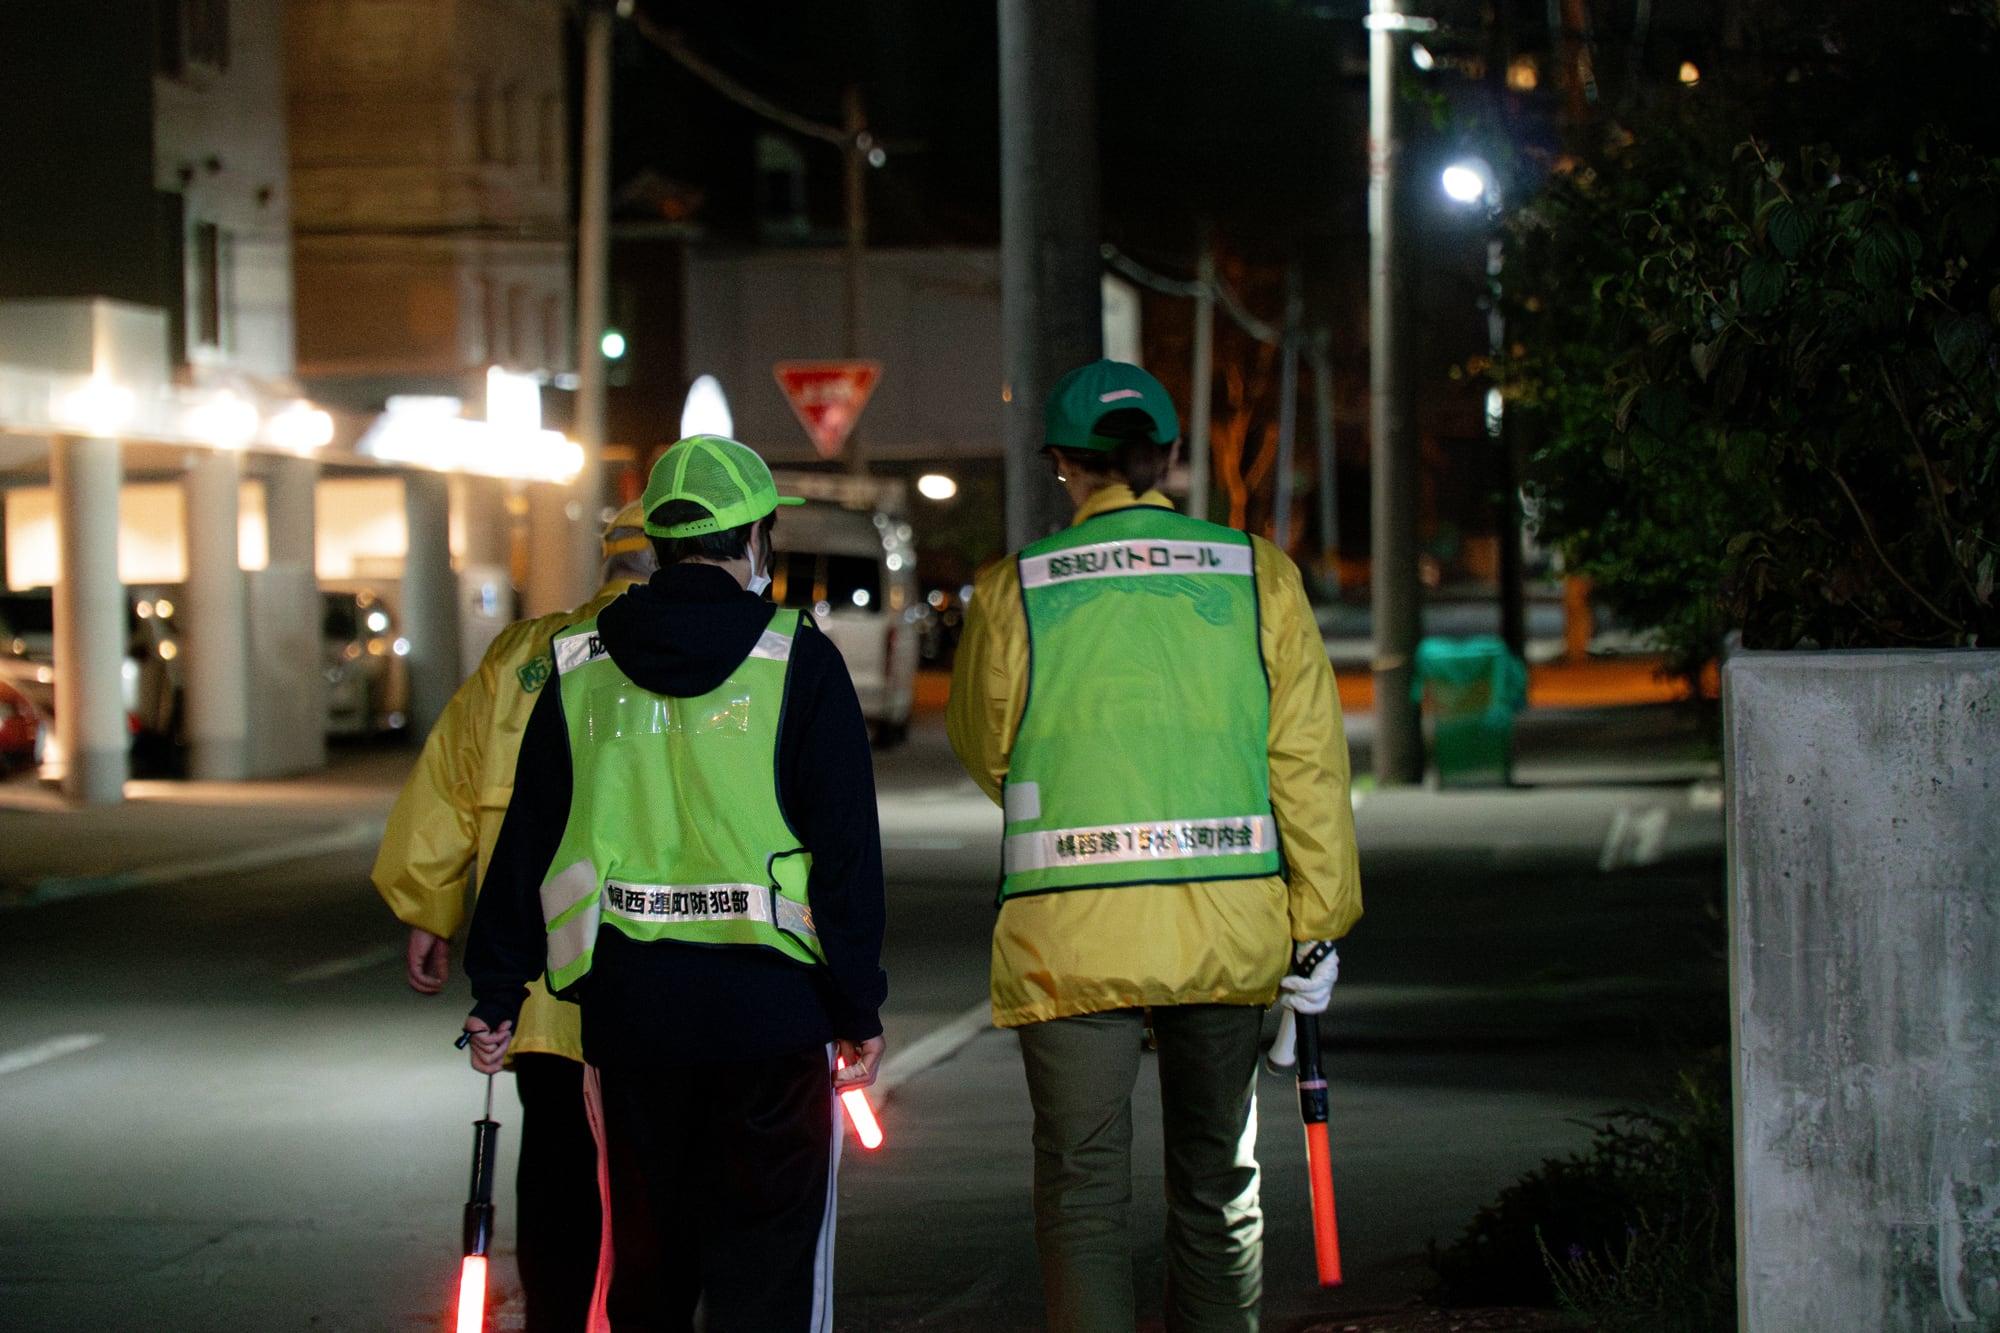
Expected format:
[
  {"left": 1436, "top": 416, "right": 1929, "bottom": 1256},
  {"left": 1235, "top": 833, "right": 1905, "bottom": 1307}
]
[
  {"left": 185, "top": 390, "right": 260, "bottom": 449},
  {"left": 360, "top": 395, "right": 583, "bottom": 483},
  {"left": 679, "top": 374, "right": 733, "bottom": 439},
  {"left": 52, "top": 376, "right": 136, "bottom": 437},
  {"left": 916, "top": 472, "right": 958, "bottom": 501},
  {"left": 1678, "top": 60, "right": 1701, "bottom": 85},
  {"left": 267, "top": 401, "right": 334, "bottom": 453},
  {"left": 1441, "top": 162, "right": 1490, "bottom": 205},
  {"left": 486, "top": 367, "right": 542, "bottom": 434}
]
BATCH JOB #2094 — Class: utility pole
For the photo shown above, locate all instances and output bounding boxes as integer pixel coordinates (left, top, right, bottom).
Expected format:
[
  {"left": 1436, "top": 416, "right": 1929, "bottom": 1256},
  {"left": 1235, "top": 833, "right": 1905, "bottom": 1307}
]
[
  {"left": 1369, "top": 0, "right": 1424, "bottom": 785},
  {"left": 569, "top": 0, "right": 614, "bottom": 603},
  {"left": 1311, "top": 332, "right": 1340, "bottom": 592},
  {"left": 1272, "top": 262, "right": 1303, "bottom": 552},
  {"left": 1187, "top": 231, "right": 1215, "bottom": 522},
  {"left": 999, "top": 0, "right": 1102, "bottom": 550},
  {"left": 842, "top": 83, "right": 870, "bottom": 476}
]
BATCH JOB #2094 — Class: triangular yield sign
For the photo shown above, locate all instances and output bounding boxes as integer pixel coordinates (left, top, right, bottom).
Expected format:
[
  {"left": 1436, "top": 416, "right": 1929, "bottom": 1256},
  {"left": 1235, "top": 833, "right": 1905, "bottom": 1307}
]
[{"left": 773, "top": 360, "right": 882, "bottom": 460}]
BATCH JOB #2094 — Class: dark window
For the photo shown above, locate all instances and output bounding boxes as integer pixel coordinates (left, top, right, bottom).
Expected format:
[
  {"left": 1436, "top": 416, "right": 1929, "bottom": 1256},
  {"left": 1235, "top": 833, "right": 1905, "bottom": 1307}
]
[
  {"left": 537, "top": 97, "right": 560, "bottom": 182},
  {"left": 769, "top": 552, "right": 882, "bottom": 613},
  {"left": 540, "top": 294, "right": 561, "bottom": 371},
  {"left": 0, "top": 594, "right": 55, "bottom": 638},
  {"left": 772, "top": 552, "right": 820, "bottom": 610},
  {"left": 825, "top": 555, "right": 883, "bottom": 613},
  {"left": 158, "top": 0, "right": 230, "bottom": 77},
  {"left": 506, "top": 285, "right": 526, "bottom": 366},
  {"left": 322, "top": 594, "right": 359, "bottom": 642},
  {"left": 192, "top": 221, "right": 222, "bottom": 349}
]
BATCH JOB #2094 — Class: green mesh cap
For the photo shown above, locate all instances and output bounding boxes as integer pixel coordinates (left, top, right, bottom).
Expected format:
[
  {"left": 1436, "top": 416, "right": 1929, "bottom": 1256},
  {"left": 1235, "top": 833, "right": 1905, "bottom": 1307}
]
[
  {"left": 1044, "top": 360, "right": 1181, "bottom": 453},
  {"left": 641, "top": 435, "right": 804, "bottom": 538}
]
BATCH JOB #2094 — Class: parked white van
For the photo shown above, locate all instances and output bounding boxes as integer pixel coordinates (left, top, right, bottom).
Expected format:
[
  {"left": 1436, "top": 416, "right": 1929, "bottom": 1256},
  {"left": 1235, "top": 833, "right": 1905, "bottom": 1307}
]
[{"left": 769, "top": 499, "right": 919, "bottom": 745}]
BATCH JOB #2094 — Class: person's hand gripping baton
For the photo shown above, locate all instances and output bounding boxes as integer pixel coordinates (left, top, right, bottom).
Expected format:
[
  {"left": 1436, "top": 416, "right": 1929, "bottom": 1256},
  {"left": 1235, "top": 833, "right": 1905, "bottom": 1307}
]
[
  {"left": 1267, "top": 940, "right": 1343, "bottom": 1286},
  {"left": 834, "top": 1035, "right": 887, "bottom": 1150}
]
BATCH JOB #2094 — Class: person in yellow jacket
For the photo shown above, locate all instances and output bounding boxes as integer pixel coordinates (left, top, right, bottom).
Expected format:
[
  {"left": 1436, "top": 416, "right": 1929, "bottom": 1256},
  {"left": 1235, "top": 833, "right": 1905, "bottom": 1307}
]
[
  {"left": 947, "top": 360, "right": 1362, "bottom": 1333},
  {"left": 372, "top": 501, "right": 655, "bottom": 1333}
]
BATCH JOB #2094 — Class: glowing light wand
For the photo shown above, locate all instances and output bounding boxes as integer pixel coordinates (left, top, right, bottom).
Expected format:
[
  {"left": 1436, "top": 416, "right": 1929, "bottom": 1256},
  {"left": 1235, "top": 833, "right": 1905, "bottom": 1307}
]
[{"left": 835, "top": 1056, "right": 884, "bottom": 1150}]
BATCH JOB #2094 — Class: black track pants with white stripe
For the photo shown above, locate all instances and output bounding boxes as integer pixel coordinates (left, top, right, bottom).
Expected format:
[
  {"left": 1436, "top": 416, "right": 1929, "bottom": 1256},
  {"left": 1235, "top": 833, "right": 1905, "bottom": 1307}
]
[{"left": 596, "top": 1046, "right": 841, "bottom": 1332}]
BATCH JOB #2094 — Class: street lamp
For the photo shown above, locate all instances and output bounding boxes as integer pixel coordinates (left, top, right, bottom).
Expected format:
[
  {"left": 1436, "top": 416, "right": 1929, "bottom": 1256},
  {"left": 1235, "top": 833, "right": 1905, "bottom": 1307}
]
[
  {"left": 1440, "top": 157, "right": 1497, "bottom": 210},
  {"left": 916, "top": 472, "right": 958, "bottom": 501},
  {"left": 1441, "top": 155, "right": 1526, "bottom": 662}
]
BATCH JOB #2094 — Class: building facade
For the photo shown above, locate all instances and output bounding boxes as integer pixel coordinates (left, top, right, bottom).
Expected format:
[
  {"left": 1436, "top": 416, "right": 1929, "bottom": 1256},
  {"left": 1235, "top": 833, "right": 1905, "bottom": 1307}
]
[{"left": 287, "top": 0, "right": 572, "bottom": 409}]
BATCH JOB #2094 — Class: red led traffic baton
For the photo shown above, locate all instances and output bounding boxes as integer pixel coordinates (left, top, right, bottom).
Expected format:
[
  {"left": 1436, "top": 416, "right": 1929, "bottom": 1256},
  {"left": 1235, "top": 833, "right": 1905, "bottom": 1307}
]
[
  {"left": 452, "top": 1063, "right": 501, "bottom": 1332},
  {"left": 1291, "top": 943, "right": 1343, "bottom": 1286},
  {"left": 836, "top": 1057, "right": 884, "bottom": 1150}
]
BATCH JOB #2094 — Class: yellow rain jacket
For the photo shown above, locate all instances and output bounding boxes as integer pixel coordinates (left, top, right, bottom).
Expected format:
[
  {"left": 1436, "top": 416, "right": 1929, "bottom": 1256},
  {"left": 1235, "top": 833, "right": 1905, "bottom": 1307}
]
[
  {"left": 371, "top": 581, "right": 638, "bottom": 1061},
  {"left": 947, "top": 486, "right": 1362, "bottom": 1028}
]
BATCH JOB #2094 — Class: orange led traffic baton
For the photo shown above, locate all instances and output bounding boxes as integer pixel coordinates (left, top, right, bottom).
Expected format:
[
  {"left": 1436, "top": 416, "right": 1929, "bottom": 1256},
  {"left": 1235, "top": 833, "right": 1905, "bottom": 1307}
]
[
  {"left": 1291, "top": 943, "right": 1343, "bottom": 1287},
  {"left": 452, "top": 1065, "right": 500, "bottom": 1332},
  {"left": 836, "top": 1057, "right": 884, "bottom": 1150}
]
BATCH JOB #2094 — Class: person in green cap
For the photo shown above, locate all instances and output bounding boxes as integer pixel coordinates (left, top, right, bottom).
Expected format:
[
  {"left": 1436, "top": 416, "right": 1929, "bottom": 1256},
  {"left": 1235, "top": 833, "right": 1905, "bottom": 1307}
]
[
  {"left": 948, "top": 361, "right": 1363, "bottom": 1331},
  {"left": 463, "top": 434, "right": 888, "bottom": 1331}
]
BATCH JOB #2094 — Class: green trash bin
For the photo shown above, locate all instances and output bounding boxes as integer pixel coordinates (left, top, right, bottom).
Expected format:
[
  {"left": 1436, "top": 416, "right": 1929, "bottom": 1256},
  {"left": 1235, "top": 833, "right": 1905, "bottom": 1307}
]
[{"left": 1412, "top": 635, "right": 1528, "bottom": 787}]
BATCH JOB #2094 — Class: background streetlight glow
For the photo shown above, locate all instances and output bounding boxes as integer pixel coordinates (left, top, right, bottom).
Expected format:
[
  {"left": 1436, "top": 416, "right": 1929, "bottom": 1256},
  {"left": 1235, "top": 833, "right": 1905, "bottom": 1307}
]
[
  {"left": 678, "top": 374, "right": 734, "bottom": 439},
  {"left": 916, "top": 472, "right": 958, "bottom": 501},
  {"left": 1441, "top": 162, "right": 1489, "bottom": 206}
]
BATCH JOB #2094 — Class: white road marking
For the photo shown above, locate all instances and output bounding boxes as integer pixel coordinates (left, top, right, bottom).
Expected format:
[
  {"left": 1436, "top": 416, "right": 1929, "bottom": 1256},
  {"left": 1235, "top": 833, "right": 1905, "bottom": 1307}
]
[
  {"left": 875, "top": 1000, "right": 993, "bottom": 1100},
  {"left": 0, "top": 1033, "right": 104, "bottom": 1078},
  {"left": 287, "top": 943, "right": 402, "bottom": 985},
  {"left": 11, "top": 819, "right": 385, "bottom": 910},
  {"left": 1599, "top": 805, "right": 1670, "bottom": 871}
]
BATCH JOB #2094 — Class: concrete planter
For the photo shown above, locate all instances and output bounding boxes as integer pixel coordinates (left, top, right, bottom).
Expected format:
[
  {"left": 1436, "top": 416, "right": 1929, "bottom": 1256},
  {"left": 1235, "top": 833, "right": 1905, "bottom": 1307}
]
[{"left": 1724, "top": 650, "right": 2000, "bottom": 1330}]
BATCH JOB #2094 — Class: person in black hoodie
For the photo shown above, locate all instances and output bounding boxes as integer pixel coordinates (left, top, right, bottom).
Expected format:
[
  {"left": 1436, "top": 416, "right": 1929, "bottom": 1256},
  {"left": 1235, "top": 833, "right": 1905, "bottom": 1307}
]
[{"left": 461, "top": 435, "right": 887, "bottom": 1333}]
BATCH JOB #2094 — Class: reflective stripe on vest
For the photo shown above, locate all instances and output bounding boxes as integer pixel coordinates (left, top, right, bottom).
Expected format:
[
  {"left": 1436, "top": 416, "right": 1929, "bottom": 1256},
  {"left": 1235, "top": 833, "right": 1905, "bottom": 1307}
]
[
  {"left": 1000, "top": 507, "right": 1281, "bottom": 901},
  {"left": 538, "top": 608, "right": 820, "bottom": 992},
  {"left": 603, "top": 878, "right": 816, "bottom": 942},
  {"left": 1003, "top": 815, "right": 1279, "bottom": 875}
]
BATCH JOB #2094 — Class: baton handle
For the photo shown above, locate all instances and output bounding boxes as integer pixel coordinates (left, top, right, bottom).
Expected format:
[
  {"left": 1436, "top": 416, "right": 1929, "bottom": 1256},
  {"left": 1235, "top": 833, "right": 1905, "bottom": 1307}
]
[
  {"left": 1294, "top": 998, "right": 1343, "bottom": 1285},
  {"left": 462, "top": 1116, "right": 499, "bottom": 1256}
]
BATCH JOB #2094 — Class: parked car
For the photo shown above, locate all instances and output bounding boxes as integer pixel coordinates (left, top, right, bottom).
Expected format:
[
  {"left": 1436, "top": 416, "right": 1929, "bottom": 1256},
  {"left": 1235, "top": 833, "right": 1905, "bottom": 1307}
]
[
  {"left": 0, "top": 589, "right": 58, "bottom": 721},
  {"left": 322, "top": 587, "right": 409, "bottom": 736},
  {"left": 0, "top": 676, "right": 45, "bottom": 771},
  {"left": 0, "top": 587, "right": 164, "bottom": 769},
  {"left": 770, "top": 502, "right": 921, "bottom": 745}
]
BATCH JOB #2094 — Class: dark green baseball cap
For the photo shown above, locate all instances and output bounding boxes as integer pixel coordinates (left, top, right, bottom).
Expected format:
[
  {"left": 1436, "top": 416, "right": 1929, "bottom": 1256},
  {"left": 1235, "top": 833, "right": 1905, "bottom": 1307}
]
[
  {"left": 1043, "top": 360, "right": 1181, "bottom": 453},
  {"left": 641, "top": 435, "right": 803, "bottom": 538}
]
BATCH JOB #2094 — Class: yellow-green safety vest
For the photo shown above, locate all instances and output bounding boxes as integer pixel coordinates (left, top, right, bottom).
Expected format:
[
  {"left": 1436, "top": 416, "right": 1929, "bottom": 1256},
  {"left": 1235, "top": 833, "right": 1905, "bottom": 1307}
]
[
  {"left": 538, "top": 608, "right": 822, "bottom": 993},
  {"left": 999, "top": 506, "right": 1281, "bottom": 901}
]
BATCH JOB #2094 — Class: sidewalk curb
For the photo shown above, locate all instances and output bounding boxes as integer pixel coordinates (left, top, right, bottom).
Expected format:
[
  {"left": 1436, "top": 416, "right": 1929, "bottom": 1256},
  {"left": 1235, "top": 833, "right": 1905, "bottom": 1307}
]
[{"left": 3, "top": 818, "right": 385, "bottom": 910}]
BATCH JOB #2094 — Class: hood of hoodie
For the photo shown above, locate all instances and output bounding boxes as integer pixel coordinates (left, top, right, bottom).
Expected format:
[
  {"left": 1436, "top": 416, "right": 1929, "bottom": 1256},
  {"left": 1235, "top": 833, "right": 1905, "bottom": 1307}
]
[{"left": 595, "top": 564, "right": 776, "bottom": 698}]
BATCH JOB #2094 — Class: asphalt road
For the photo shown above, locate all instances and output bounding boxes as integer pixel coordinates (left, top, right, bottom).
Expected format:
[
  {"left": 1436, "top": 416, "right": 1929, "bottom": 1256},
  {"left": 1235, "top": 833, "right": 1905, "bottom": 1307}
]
[{"left": 0, "top": 713, "right": 1725, "bottom": 1331}]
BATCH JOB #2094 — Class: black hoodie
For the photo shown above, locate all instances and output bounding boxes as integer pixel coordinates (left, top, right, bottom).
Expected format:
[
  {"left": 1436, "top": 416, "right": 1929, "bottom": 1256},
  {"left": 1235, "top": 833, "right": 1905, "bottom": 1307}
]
[{"left": 466, "top": 563, "right": 887, "bottom": 1065}]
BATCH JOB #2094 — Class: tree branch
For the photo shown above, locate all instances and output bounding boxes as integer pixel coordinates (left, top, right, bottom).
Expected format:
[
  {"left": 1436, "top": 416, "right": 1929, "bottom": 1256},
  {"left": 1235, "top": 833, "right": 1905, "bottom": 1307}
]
[
  {"left": 1816, "top": 448, "right": 1967, "bottom": 635},
  {"left": 1877, "top": 359, "right": 1983, "bottom": 605}
]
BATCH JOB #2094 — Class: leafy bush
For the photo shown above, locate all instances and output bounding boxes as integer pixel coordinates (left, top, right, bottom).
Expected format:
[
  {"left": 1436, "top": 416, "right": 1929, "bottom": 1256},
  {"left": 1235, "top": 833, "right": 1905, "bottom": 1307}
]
[
  {"left": 1501, "top": 5, "right": 2000, "bottom": 671},
  {"left": 1429, "top": 1067, "right": 1733, "bottom": 1329}
]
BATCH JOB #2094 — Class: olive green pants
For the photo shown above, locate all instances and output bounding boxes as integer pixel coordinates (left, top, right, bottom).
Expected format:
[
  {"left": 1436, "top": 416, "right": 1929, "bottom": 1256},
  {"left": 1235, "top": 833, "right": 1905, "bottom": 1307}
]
[{"left": 1017, "top": 1004, "right": 1265, "bottom": 1333}]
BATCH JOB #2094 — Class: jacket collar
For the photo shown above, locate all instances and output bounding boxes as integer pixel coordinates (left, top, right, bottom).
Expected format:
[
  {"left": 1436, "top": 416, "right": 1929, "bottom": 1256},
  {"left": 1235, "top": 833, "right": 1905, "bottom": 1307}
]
[{"left": 1072, "top": 484, "right": 1175, "bottom": 525}]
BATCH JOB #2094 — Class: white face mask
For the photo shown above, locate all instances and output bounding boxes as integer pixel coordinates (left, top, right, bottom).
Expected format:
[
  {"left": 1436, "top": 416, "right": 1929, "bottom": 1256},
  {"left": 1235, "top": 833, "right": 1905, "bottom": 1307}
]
[{"left": 746, "top": 532, "right": 772, "bottom": 597}]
